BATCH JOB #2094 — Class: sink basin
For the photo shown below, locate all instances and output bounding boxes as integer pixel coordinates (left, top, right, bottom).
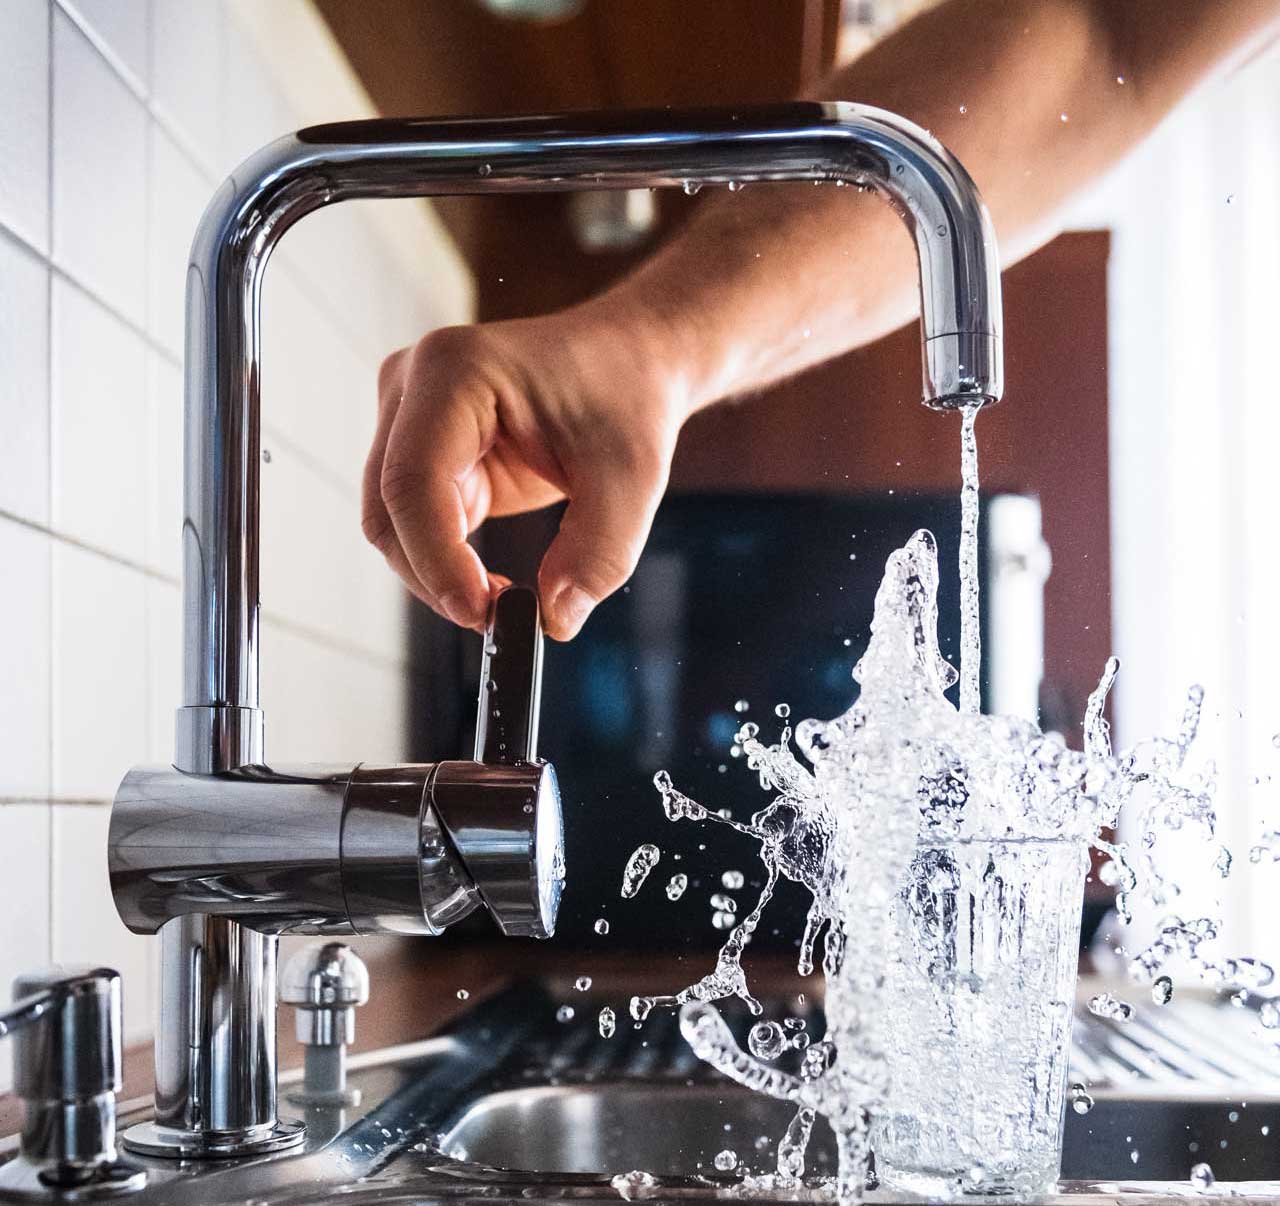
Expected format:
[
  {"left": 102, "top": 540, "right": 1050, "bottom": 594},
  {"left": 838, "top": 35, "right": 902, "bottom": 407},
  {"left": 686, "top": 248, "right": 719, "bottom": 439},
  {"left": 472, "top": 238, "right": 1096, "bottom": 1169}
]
[
  {"left": 441, "top": 1081, "right": 836, "bottom": 1179},
  {"left": 439, "top": 1080, "right": 1280, "bottom": 1184}
]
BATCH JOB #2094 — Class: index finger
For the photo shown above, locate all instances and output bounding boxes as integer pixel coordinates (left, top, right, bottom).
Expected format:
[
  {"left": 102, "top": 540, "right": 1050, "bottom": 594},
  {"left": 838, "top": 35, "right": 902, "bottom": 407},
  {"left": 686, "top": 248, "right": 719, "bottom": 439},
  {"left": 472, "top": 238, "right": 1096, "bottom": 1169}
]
[{"left": 380, "top": 373, "right": 493, "bottom": 630}]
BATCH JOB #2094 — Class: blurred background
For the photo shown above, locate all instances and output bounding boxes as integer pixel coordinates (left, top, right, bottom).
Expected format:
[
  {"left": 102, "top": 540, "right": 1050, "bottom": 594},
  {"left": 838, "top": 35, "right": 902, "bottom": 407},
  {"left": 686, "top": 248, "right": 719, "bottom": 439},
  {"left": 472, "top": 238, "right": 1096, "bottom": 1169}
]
[{"left": 2, "top": 0, "right": 1279, "bottom": 1085}]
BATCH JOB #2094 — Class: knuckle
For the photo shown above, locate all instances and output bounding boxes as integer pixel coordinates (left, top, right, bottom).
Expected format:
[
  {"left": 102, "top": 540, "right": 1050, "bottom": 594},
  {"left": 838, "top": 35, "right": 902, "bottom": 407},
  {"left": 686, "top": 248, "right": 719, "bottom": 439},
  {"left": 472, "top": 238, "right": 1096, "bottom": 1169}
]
[
  {"left": 379, "top": 461, "right": 424, "bottom": 517},
  {"left": 410, "top": 324, "right": 484, "bottom": 376},
  {"left": 576, "top": 548, "right": 637, "bottom": 599},
  {"left": 629, "top": 440, "right": 669, "bottom": 488},
  {"left": 360, "top": 507, "right": 395, "bottom": 554},
  {"left": 376, "top": 349, "right": 404, "bottom": 395}
]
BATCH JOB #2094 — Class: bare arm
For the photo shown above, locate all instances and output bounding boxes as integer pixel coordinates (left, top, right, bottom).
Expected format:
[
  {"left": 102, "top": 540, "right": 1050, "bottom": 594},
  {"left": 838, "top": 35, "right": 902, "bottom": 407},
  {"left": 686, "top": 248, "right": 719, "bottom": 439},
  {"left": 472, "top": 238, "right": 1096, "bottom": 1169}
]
[
  {"left": 363, "top": 0, "right": 1280, "bottom": 639},
  {"left": 618, "top": 0, "right": 1280, "bottom": 408}
]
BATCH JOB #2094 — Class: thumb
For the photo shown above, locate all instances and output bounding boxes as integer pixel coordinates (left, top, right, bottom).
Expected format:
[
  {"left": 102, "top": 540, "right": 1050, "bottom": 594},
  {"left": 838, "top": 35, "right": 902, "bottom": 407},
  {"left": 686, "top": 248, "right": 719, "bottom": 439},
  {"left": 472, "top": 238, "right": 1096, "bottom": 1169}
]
[{"left": 538, "top": 447, "right": 668, "bottom": 641}]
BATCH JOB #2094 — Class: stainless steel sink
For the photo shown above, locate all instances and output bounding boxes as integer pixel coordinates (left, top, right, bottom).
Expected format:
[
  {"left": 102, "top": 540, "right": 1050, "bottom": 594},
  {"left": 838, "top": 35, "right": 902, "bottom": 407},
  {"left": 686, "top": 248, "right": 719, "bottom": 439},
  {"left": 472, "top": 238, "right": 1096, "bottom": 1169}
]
[
  {"left": 440, "top": 1081, "right": 836, "bottom": 1179},
  {"left": 438, "top": 1080, "right": 1280, "bottom": 1185},
  {"left": 426, "top": 985, "right": 1280, "bottom": 1186},
  {"left": 10, "top": 980, "right": 1280, "bottom": 1204}
]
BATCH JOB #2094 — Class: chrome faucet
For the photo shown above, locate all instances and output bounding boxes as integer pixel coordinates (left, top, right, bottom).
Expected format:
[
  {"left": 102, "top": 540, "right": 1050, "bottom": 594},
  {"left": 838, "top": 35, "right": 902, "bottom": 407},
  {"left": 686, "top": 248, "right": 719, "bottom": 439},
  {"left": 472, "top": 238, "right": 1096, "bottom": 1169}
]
[{"left": 107, "top": 102, "right": 1002, "bottom": 1160}]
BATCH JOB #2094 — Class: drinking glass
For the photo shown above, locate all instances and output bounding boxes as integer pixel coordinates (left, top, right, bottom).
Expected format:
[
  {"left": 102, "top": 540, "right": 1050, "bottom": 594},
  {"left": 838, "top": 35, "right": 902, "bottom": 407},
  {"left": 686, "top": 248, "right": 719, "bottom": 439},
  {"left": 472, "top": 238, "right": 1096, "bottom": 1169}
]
[{"left": 872, "top": 837, "right": 1088, "bottom": 1198}]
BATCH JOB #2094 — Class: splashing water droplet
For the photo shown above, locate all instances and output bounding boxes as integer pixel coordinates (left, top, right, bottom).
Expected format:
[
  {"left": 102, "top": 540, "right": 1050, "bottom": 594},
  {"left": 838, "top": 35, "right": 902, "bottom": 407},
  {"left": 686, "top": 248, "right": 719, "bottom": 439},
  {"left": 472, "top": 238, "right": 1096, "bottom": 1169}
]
[
  {"left": 555, "top": 1005, "right": 575, "bottom": 1023},
  {"left": 1088, "top": 992, "right": 1134, "bottom": 1022},
  {"left": 681, "top": 179, "right": 702, "bottom": 196},
  {"left": 722, "top": 870, "right": 745, "bottom": 890},
  {"left": 726, "top": 180, "right": 743, "bottom": 193},
  {"left": 1190, "top": 1162, "right": 1215, "bottom": 1190},
  {"left": 610, "top": 1170, "right": 657, "bottom": 1201},
  {"left": 621, "top": 844, "right": 660, "bottom": 898},
  {"left": 593, "top": 917, "right": 610, "bottom": 935},
  {"left": 714, "top": 1149, "right": 738, "bottom": 1172},
  {"left": 456, "top": 989, "right": 469, "bottom": 1001},
  {"left": 665, "top": 874, "right": 688, "bottom": 901},
  {"left": 747, "top": 1020, "right": 787, "bottom": 1060},
  {"left": 1250, "top": 830, "right": 1280, "bottom": 863},
  {"left": 1260, "top": 1001, "right": 1280, "bottom": 1029},
  {"left": 1152, "top": 976, "right": 1174, "bottom": 1005},
  {"left": 574, "top": 976, "right": 592, "bottom": 992},
  {"left": 1069, "top": 1083, "right": 1094, "bottom": 1114},
  {"left": 598, "top": 1006, "right": 616, "bottom": 1038}
]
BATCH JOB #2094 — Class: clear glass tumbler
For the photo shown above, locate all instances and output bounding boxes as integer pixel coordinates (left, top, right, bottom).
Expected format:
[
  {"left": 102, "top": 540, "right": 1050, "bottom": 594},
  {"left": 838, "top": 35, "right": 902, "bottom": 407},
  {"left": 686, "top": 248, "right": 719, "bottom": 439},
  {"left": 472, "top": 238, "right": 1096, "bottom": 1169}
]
[{"left": 872, "top": 838, "right": 1088, "bottom": 1198}]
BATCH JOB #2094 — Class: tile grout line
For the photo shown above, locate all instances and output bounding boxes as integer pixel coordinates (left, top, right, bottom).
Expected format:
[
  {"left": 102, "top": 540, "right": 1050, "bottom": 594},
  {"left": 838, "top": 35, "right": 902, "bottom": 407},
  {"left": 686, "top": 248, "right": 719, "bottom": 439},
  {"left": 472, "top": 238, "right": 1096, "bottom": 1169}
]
[
  {"left": 52, "top": 0, "right": 147, "bottom": 105},
  {"left": 0, "top": 506, "right": 179, "bottom": 585},
  {"left": 0, "top": 797, "right": 111, "bottom": 809},
  {"left": 142, "top": 9, "right": 157, "bottom": 768},
  {"left": 45, "top": 0, "right": 57, "bottom": 968}
]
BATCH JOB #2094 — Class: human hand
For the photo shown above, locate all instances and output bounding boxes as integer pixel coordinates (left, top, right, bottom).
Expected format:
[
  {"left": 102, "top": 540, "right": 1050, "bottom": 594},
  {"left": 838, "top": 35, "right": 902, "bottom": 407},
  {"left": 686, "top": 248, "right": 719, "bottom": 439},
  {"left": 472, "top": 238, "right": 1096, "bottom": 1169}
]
[{"left": 362, "top": 299, "right": 692, "bottom": 640}]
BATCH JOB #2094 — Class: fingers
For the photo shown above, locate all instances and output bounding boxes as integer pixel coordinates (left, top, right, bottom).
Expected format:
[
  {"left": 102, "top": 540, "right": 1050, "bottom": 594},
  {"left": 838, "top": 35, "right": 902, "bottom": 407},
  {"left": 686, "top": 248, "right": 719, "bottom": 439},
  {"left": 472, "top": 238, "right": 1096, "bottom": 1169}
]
[
  {"left": 538, "top": 443, "right": 669, "bottom": 641},
  {"left": 361, "top": 349, "right": 432, "bottom": 605},
  {"left": 378, "top": 345, "right": 493, "bottom": 630}
]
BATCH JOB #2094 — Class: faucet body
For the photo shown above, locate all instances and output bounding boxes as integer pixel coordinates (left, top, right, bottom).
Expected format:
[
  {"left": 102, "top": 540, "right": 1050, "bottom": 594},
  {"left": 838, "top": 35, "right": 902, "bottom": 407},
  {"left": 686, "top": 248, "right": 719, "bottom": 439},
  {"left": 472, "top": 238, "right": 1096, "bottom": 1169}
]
[{"left": 108, "top": 102, "right": 1003, "bottom": 1159}]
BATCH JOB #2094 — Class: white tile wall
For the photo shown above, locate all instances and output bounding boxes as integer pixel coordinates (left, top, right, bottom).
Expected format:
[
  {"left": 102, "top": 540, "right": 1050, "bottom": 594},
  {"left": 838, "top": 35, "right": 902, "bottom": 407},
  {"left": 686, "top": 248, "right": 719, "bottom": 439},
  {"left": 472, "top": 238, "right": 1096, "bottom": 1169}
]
[
  {"left": 0, "top": 0, "right": 51, "bottom": 254},
  {"left": 0, "top": 228, "right": 51, "bottom": 525},
  {"left": 0, "top": 806, "right": 52, "bottom": 1036},
  {"left": 60, "top": 0, "right": 149, "bottom": 93},
  {"left": 0, "top": 0, "right": 474, "bottom": 1092},
  {"left": 0, "top": 519, "right": 51, "bottom": 801},
  {"left": 50, "top": 278, "right": 149, "bottom": 563},
  {"left": 51, "top": 10, "right": 148, "bottom": 325},
  {"left": 151, "top": 0, "right": 223, "bottom": 169},
  {"left": 147, "top": 125, "right": 209, "bottom": 356}
]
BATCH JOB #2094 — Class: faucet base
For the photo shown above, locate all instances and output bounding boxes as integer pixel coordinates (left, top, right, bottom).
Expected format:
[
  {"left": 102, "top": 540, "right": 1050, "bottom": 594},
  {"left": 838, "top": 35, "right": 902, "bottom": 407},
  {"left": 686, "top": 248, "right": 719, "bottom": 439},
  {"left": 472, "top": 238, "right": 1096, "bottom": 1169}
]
[
  {"left": 0, "top": 1156, "right": 147, "bottom": 1202},
  {"left": 119, "top": 1119, "right": 304, "bottom": 1160}
]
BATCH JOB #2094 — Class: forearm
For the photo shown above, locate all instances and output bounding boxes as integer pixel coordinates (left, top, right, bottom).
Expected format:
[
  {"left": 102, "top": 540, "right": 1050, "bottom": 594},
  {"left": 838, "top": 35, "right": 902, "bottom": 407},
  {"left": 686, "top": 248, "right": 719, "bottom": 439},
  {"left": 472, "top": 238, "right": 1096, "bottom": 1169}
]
[{"left": 593, "top": 0, "right": 1280, "bottom": 416}]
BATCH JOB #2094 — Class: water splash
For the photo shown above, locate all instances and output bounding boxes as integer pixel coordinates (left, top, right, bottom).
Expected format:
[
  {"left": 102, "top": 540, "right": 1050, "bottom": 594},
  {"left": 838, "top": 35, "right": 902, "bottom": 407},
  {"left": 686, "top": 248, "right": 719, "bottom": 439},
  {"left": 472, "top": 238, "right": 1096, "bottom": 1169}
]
[{"left": 632, "top": 522, "right": 1252, "bottom": 1201}]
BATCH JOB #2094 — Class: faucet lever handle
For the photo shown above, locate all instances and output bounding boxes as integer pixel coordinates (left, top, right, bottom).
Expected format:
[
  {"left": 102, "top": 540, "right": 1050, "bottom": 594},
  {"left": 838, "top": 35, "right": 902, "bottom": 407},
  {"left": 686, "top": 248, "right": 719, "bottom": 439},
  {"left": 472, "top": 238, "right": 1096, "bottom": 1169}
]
[
  {"left": 0, "top": 986, "right": 62, "bottom": 1038},
  {"left": 475, "top": 584, "right": 543, "bottom": 765},
  {"left": 430, "top": 582, "right": 564, "bottom": 939}
]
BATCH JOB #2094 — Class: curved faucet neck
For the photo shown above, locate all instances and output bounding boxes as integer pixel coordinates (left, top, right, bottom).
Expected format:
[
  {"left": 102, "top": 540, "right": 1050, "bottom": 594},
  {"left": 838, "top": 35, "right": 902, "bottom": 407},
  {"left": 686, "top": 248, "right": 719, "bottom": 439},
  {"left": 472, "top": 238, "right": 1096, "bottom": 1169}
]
[{"left": 176, "top": 101, "right": 1003, "bottom": 773}]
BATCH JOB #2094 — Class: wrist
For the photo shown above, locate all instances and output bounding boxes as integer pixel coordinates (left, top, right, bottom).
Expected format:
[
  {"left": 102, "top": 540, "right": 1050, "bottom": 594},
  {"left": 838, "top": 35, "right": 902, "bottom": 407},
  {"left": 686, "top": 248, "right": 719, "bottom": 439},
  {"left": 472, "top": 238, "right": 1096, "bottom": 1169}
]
[{"left": 569, "top": 280, "right": 723, "bottom": 425}]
